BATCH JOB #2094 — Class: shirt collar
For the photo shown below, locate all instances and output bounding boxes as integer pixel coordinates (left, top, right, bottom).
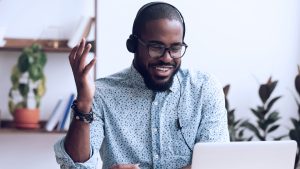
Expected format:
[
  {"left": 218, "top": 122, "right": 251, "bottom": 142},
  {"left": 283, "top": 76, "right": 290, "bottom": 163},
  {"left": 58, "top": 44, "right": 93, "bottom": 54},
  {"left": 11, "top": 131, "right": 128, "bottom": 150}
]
[
  {"left": 129, "top": 64, "right": 147, "bottom": 88},
  {"left": 129, "top": 64, "right": 181, "bottom": 93}
]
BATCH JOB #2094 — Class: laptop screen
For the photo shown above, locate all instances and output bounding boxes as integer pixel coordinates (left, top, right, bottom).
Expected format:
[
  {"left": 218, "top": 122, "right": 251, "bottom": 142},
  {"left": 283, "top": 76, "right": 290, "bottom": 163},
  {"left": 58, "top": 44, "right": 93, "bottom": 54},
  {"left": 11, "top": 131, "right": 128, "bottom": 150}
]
[{"left": 191, "top": 140, "right": 297, "bottom": 169}]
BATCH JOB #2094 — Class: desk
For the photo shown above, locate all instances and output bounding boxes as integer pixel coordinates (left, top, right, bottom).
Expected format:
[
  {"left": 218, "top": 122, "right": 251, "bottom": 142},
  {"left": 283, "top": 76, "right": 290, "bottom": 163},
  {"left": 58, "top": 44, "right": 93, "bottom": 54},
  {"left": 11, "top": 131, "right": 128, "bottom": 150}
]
[{"left": 0, "top": 129, "right": 65, "bottom": 169}]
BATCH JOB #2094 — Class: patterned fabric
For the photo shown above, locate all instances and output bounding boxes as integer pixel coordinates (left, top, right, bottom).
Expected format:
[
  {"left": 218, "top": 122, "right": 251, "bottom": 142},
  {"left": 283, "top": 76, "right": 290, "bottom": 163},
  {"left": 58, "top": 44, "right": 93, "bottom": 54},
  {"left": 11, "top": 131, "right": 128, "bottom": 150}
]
[{"left": 54, "top": 65, "right": 229, "bottom": 169}]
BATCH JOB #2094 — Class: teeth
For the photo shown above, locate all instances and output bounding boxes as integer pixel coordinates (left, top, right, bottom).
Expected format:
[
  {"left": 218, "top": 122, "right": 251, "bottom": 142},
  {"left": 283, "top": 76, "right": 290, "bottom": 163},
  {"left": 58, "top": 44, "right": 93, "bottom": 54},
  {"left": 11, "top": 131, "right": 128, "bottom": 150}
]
[{"left": 155, "top": 67, "right": 170, "bottom": 71}]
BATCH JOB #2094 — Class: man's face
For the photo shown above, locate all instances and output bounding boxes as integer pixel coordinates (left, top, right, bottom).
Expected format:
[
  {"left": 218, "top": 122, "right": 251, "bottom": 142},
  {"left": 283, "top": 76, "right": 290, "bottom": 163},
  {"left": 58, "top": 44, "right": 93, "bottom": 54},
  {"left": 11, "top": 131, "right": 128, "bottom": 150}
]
[{"left": 134, "top": 19, "right": 184, "bottom": 91}]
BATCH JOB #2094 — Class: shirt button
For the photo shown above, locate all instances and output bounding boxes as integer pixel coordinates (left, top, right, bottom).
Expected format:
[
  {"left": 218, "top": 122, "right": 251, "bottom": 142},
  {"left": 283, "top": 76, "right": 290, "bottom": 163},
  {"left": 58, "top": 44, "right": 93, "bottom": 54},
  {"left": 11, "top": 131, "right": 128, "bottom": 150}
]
[
  {"left": 153, "top": 101, "right": 158, "bottom": 106},
  {"left": 152, "top": 128, "right": 158, "bottom": 133},
  {"left": 154, "top": 154, "right": 159, "bottom": 159}
]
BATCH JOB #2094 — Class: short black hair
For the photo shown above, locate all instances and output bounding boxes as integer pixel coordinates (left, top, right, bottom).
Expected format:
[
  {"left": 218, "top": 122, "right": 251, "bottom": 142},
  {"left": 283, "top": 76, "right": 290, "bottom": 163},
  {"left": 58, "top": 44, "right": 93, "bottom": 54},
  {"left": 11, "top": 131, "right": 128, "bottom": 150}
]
[{"left": 132, "top": 3, "right": 185, "bottom": 38}]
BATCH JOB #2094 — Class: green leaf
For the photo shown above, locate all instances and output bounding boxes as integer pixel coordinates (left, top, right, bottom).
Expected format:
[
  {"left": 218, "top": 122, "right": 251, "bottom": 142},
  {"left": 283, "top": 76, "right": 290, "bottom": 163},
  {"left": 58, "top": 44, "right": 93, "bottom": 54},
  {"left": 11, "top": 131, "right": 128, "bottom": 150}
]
[
  {"left": 35, "top": 95, "right": 41, "bottom": 108},
  {"left": 10, "top": 65, "right": 20, "bottom": 89},
  {"left": 242, "top": 121, "right": 264, "bottom": 140},
  {"left": 251, "top": 108, "right": 264, "bottom": 119},
  {"left": 273, "top": 135, "right": 287, "bottom": 141},
  {"left": 266, "top": 96, "right": 281, "bottom": 112},
  {"left": 295, "top": 73, "right": 300, "bottom": 96},
  {"left": 8, "top": 100, "right": 15, "bottom": 114},
  {"left": 259, "top": 84, "right": 269, "bottom": 104},
  {"left": 290, "top": 118, "right": 299, "bottom": 128},
  {"left": 17, "top": 53, "right": 30, "bottom": 72},
  {"left": 298, "top": 106, "right": 300, "bottom": 119},
  {"left": 238, "top": 130, "right": 244, "bottom": 138},
  {"left": 289, "top": 130, "right": 297, "bottom": 140},
  {"left": 38, "top": 52, "right": 47, "bottom": 67},
  {"left": 29, "top": 65, "right": 43, "bottom": 81},
  {"left": 289, "top": 129, "right": 300, "bottom": 143},
  {"left": 268, "top": 81, "right": 278, "bottom": 97},
  {"left": 223, "top": 84, "right": 230, "bottom": 97},
  {"left": 233, "top": 119, "right": 242, "bottom": 127},
  {"left": 19, "top": 83, "right": 29, "bottom": 97},
  {"left": 266, "top": 111, "right": 280, "bottom": 125},
  {"left": 15, "top": 102, "right": 25, "bottom": 110},
  {"left": 258, "top": 120, "right": 267, "bottom": 130},
  {"left": 267, "top": 124, "right": 280, "bottom": 133}
]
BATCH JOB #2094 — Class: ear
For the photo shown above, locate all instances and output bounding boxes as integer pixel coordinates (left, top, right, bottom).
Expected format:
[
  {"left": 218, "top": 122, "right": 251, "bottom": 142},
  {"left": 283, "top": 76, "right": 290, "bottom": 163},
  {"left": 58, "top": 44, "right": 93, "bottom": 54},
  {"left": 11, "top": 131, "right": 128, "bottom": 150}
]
[{"left": 126, "top": 34, "right": 137, "bottom": 53}]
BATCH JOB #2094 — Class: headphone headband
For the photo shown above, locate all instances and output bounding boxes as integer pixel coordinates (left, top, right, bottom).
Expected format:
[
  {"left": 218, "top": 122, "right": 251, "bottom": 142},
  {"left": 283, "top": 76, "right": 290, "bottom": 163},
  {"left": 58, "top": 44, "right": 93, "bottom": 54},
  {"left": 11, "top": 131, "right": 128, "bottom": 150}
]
[
  {"left": 126, "top": 2, "right": 185, "bottom": 53},
  {"left": 132, "top": 2, "right": 185, "bottom": 38}
]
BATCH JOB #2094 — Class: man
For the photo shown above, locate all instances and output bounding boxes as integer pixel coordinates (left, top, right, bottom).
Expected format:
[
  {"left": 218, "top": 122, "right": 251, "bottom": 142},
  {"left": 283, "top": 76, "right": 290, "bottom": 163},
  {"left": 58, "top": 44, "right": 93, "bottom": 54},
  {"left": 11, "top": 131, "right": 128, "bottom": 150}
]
[{"left": 54, "top": 2, "right": 229, "bottom": 169}]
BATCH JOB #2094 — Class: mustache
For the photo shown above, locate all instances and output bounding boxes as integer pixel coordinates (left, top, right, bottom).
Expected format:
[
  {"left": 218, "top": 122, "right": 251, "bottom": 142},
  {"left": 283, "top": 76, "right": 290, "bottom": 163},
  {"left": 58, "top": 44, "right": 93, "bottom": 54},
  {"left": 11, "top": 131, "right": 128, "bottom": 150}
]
[{"left": 149, "top": 61, "right": 176, "bottom": 67}]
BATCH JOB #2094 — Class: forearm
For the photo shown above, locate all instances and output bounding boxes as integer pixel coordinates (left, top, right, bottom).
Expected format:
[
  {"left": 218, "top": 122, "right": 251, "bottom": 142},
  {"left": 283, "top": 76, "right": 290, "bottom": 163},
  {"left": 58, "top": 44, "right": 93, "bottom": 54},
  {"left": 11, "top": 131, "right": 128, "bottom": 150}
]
[{"left": 64, "top": 117, "right": 91, "bottom": 162}]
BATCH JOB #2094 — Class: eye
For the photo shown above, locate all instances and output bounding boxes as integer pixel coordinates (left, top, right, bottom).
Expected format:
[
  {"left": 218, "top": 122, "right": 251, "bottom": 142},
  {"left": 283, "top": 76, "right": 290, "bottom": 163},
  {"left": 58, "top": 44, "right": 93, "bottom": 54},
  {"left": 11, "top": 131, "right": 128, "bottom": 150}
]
[
  {"left": 148, "top": 44, "right": 165, "bottom": 52},
  {"left": 170, "top": 45, "right": 182, "bottom": 52}
]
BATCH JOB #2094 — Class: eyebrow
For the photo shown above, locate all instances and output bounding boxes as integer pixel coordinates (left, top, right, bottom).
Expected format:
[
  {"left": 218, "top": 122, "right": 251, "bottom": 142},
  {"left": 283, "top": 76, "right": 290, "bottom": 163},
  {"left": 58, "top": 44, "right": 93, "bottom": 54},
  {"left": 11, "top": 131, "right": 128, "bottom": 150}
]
[{"left": 148, "top": 40, "right": 183, "bottom": 46}]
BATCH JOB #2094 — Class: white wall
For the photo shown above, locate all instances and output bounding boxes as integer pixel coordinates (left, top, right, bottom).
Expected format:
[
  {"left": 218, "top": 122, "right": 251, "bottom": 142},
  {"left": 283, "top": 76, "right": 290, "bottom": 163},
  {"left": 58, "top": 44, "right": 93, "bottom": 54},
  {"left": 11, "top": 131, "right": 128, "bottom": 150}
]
[
  {"left": 0, "top": 0, "right": 94, "bottom": 120},
  {"left": 0, "top": 1, "right": 94, "bottom": 169},
  {"left": 97, "top": 0, "right": 300, "bottom": 137},
  {"left": 0, "top": 132, "right": 64, "bottom": 169}
]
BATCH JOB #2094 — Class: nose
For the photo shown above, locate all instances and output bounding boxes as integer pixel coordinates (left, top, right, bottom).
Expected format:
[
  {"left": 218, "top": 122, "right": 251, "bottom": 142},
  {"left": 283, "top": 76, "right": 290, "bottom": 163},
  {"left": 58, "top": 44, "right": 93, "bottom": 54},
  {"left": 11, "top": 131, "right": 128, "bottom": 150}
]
[{"left": 159, "top": 50, "right": 173, "bottom": 62}]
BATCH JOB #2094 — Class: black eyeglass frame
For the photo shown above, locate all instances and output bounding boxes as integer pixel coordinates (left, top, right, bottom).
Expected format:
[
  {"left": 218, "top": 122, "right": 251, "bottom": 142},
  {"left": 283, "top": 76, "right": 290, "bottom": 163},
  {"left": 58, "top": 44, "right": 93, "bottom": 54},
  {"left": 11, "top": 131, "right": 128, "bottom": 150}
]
[{"left": 137, "top": 38, "right": 188, "bottom": 59}]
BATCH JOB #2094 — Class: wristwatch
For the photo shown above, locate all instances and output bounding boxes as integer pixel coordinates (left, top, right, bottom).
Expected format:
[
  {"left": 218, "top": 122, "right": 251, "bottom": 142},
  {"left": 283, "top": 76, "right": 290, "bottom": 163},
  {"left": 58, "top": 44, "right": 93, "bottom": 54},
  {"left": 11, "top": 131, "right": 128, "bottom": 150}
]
[{"left": 72, "top": 100, "right": 94, "bottom": 124}]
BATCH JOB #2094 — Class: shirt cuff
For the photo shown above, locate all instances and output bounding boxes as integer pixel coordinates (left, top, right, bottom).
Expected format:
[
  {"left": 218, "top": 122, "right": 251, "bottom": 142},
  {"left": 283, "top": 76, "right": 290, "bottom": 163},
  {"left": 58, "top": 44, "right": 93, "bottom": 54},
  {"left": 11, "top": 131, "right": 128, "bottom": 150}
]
[{"left": 54, "top": 137, "right": 100, "bottom": 169}]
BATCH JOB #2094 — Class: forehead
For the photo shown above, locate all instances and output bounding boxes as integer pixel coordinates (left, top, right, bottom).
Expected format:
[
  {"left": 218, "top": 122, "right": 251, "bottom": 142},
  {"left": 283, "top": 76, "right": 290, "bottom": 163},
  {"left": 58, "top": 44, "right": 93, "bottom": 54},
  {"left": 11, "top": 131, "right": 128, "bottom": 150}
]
[{"left": 141, "top": 19, "right": 183, "bottom": 43}]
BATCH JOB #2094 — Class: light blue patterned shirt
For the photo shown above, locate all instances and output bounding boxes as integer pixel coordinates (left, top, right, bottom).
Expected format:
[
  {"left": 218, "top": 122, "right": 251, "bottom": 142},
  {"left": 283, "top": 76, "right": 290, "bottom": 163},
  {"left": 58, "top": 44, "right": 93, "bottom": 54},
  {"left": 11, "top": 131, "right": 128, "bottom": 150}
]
[{"left": 54, "top": 65, "right": 229, "bottom": 169}]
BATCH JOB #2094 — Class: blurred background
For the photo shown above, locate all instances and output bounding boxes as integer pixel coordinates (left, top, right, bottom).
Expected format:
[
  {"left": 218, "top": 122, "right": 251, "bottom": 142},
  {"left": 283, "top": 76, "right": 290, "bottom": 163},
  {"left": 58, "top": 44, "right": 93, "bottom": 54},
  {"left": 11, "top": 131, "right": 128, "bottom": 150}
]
[{"left": 0, "top": 0, "right": 299, "bottom": 168}]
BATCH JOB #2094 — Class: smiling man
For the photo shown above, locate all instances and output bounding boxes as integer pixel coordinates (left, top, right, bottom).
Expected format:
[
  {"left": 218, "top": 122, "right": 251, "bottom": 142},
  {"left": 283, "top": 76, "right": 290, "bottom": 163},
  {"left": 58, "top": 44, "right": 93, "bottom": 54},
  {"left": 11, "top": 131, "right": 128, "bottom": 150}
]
[
  {"left": 132, "top": 18, "right": 185, "bottom": 92},
  {"left": 54, "top": 2, "right": 229, "bottom": 169}
]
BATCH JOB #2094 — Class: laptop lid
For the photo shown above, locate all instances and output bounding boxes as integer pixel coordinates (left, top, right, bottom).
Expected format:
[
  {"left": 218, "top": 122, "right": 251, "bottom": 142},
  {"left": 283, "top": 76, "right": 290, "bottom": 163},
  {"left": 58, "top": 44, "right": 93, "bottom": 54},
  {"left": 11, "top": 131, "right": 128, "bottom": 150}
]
[{"left": 191, "top": 140, "right": 297, "bottom": 169}]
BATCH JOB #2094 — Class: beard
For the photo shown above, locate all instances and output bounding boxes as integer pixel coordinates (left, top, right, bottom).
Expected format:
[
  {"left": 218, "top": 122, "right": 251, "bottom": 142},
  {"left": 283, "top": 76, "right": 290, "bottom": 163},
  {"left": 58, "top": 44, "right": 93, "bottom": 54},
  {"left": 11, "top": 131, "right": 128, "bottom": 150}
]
[{"left": 134, "top": 58, "right": 180, "bottom": 92}]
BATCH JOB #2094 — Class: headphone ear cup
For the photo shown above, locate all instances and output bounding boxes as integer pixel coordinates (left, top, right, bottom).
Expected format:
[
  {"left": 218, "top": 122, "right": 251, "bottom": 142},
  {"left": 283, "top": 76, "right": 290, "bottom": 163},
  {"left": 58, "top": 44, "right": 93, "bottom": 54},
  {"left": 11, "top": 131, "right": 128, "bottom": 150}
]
[{"left": 126, "top": 35, "right": 137, "bottom": 53}]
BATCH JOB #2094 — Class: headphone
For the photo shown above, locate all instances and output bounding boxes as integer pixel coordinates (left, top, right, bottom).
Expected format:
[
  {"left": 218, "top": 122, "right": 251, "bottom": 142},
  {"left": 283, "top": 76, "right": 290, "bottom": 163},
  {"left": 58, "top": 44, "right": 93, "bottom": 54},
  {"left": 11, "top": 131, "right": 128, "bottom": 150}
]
[
  {"left": 126, "top": 2, "right": 186, "bottom": 53},
  {"left": 176, "top": 74, "right": 193, "bottom": 152}
]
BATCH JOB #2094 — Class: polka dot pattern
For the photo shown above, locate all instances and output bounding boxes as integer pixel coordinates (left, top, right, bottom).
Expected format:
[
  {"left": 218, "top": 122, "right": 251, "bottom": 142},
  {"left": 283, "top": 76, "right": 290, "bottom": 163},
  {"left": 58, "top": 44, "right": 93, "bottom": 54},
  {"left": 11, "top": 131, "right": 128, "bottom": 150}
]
[{"left": 54, "top": 65, "right": 229, "bottom": 169}]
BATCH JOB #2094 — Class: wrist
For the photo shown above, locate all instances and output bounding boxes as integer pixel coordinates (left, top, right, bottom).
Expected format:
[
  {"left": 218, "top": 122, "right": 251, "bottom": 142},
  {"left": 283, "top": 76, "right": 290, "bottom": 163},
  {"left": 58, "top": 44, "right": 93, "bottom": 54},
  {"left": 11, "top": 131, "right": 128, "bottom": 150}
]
[
  {"left": 75, "top": 98, "right": 92, "bottom": 113},
  {"left": 72, "top": 100, "right": 94, "bottom": 124}
]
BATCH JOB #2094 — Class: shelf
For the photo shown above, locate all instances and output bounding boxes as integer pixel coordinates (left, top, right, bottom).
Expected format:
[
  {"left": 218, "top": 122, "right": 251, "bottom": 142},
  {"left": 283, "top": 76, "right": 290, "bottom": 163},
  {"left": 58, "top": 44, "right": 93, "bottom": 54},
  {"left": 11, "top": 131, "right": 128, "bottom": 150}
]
[
  {"left": 0, "top": 128, "right": 66, "bottom": 134},
  {"left": 0, "top": 120, "right": 67, "bottom": 133},
  {"left": 0, "top": 38, "right": 72, "bottom": 53}
]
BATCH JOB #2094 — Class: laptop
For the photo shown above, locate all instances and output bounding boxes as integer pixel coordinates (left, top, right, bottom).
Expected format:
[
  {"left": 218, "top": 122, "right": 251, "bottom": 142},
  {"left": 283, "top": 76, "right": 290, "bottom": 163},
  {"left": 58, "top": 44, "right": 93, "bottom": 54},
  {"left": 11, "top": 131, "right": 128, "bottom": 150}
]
[{"left": 191, "top": 140, "right": 297, "bottom": 169}]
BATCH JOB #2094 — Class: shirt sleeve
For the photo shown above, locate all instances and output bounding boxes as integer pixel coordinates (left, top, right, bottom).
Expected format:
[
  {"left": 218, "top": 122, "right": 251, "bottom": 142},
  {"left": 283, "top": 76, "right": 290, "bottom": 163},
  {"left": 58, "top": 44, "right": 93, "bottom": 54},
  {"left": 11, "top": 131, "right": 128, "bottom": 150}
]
[
  {"left": 53, "top": 88, "right": 105, "bottom": 169},
  {"left": 54, "top": 138, "right": 100, "bottom": 169},
  {"left": 196, "top": 73, "right": 230, "bottom": 142}
]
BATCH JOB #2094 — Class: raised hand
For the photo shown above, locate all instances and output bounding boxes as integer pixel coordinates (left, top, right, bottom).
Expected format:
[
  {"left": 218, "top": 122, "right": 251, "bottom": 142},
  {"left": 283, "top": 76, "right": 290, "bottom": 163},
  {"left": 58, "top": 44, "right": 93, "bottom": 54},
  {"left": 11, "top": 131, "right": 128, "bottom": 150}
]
[
  {"left": 109, "top": 164, "right": 140, "bottom": 169},
  {"left": 68, "top": 38, "right": 96, "bottom": 113}
]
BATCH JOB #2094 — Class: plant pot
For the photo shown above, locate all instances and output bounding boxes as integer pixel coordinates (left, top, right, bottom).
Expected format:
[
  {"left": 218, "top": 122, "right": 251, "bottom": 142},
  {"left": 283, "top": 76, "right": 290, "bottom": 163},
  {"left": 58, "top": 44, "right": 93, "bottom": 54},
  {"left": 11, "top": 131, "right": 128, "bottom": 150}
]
[{"left": 13, "top": 108, "right": 40, "bottom": 129}]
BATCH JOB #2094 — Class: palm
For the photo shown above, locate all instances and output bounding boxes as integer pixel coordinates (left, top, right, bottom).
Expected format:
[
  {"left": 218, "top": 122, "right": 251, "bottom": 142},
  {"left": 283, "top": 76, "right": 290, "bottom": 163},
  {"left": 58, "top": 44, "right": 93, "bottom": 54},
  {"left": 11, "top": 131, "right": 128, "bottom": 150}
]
[{"left": 69, "top": 38, "right": 96, "bottom": 111}]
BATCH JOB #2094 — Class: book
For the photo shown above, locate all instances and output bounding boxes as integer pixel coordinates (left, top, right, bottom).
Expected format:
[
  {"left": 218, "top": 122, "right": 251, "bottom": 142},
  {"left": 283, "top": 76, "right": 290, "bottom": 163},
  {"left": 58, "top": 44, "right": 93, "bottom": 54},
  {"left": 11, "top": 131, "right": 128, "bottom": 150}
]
[
  {"left": 57, "top": 93, "right": 75, "bottom": 131},
  {"left": 44, "top": 99, "right": 63, "bottom": 131},
  {"left": 67, "top": 16, "right": 94, "bottom": 48},
  {"left": 63, "top": 108, "right": 72, "bottom": 131}
]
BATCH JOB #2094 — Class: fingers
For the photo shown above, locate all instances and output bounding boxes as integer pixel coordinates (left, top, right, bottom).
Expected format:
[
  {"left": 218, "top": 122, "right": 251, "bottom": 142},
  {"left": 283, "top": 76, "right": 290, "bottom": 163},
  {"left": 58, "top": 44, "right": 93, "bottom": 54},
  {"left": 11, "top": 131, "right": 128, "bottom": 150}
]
[
  {"left": 79, "top": 43, "right": 92, "bottom": 70},
  {"left": 68, "top": 45, "right": 78, "bottom": 70},
  {"left": 110, "top": 164, "right": 140, "bottom": 169},
  {"left": 181, "top": 165, "right": 191, "bottom": 169},
  {"left": 69, "top": 38, "right": 94, "bottom": 75},
  {"left": 83, "top": 57, "right": 96, "bottom": 76},
  {"left": 74, "top": 38, "right": 86, "bottom": 67}
]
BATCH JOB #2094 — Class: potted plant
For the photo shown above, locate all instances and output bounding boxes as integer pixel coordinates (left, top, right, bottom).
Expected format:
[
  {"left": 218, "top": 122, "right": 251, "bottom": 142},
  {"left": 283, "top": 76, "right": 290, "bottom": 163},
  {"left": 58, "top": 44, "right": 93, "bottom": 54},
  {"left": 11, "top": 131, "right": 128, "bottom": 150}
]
[
  {"left": 223, "top": 84, "right": 251, "bottom": 141},
  {"left": 8, "top": 44, "right": 47, "bottom": 129},
  {"left": 289, "top": 65, "right": 300, "bottom": 169},
  {"left": 242, "top": 77, "right": 285, "bottom": 140}
]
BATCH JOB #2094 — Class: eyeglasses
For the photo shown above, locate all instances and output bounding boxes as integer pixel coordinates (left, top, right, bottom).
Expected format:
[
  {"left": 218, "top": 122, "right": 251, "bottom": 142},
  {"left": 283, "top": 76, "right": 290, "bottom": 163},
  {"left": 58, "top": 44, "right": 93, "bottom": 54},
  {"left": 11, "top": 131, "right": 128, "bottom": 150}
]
[{"left": 137, "top": 38, "right": 188, "bottom": 59}]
